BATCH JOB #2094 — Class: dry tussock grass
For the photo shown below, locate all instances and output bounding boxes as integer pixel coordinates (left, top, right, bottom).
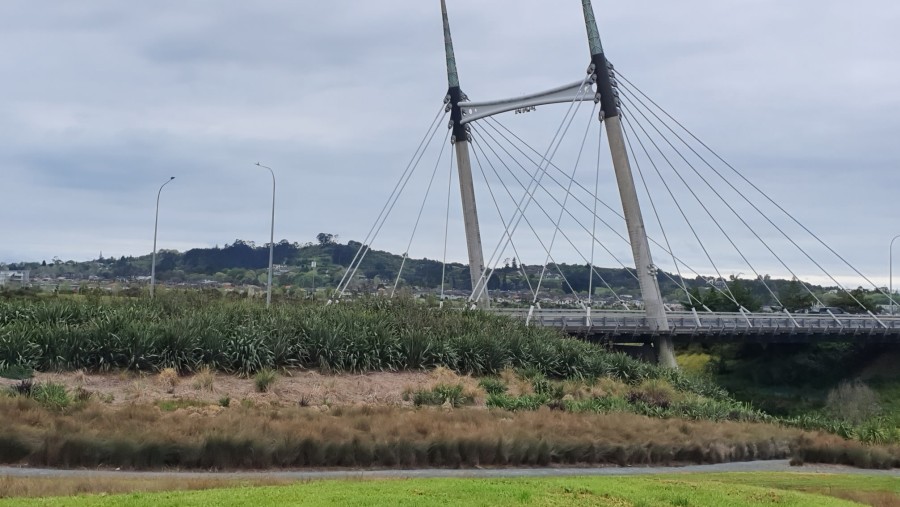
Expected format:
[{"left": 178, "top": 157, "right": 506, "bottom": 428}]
[
  {"left": 158, "top": 368, "right": 179, "bottom": 394},
  {"left": 192, "top": 366, "right": 215, "bottom": 392},
  {"left": 593, "top": 377, "right": 629, "bottom": 398},
  {"left": 0, "top": 395, "right": 825, "bottom": 469},
  {"left": 499, "top": 367, "right": 533, "bottom": 396}
]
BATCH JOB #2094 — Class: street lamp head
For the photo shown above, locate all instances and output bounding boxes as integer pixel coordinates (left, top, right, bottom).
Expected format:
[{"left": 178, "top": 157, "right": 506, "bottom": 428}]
[{"left": 169, "top": 176, "right": 175, "bottom": 180}]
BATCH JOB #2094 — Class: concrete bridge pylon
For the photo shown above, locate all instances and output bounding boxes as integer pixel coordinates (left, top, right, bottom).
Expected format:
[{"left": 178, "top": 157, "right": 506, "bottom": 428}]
[
  {"left": 580, "top": 0, "right": 675, "bottom": 368},
  {"left": 441, "top": 0, "right": 490, "bottom": 308}
]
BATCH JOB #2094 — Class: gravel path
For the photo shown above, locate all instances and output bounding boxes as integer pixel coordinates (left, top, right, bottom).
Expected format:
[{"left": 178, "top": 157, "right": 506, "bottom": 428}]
[{"left": 2, "top": 460, "right": 897, "bottom": 480}]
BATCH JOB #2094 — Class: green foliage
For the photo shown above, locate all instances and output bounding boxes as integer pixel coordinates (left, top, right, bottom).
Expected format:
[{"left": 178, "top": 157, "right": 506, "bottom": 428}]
[
  {"left": 683, "top": 279, "right": 761, "bottom": 312},
  {"left": 486, "top": 393, "right": 550, "bottom": 411},
  {"left": 412, "top": 384, "right": 473, "bottom": 407},
  {"left": 0, "top": 364, "right": 33, "bottom": 380},
  {"left": 157, "top": 399, "right": 209, "bottom": 412},
  {"left": 0, "top": 296, "right": 728, "bottom": 403},
  {"left": 477, "top": 377, "right": 508, "bottom": 396},
  {"left": 30, "top": 382, "right": 71, "bottom": 411},
  {"left": 778, "top": 279, "right": 814, "bottom": 312},
  {"left": 254, "top": 368, "right": 277, "bottom": 393},
  {"left": 825, "top": 287, "right": 880, "bottom": 314}
]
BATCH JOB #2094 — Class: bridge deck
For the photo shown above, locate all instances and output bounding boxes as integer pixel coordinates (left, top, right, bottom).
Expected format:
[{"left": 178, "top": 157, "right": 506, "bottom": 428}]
[{"left": 488, "top": 309, "right": 900, "bottom": 344}]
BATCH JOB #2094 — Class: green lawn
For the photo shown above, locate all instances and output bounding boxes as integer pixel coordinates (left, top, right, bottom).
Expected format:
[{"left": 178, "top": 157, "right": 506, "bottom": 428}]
[{"left": 2, "top": 473, "right": 896, "bottom": 507}]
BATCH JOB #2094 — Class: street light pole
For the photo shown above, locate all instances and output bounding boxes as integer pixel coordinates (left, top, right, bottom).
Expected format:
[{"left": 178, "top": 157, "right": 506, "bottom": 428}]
[
  {"left": 256, "top": 163, "right": 276, "bottom": 308},
  {"left": 150, "top": 177, "right": 175, "bottom": 299},
  {"left": 891, "top": 234, "right": 900, "bottom": 315}
]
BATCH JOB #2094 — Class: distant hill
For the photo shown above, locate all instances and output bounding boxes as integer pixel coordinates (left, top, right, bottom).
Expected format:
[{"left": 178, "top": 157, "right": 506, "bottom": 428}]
[{"left": 7, "top": 237, "right": 890, "bottom": 310}]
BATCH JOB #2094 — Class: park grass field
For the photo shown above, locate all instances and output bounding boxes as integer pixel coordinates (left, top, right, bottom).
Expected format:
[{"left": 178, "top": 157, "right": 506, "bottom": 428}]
[{"left": 0, "top": 473, "right": 896, "bottom": 507}]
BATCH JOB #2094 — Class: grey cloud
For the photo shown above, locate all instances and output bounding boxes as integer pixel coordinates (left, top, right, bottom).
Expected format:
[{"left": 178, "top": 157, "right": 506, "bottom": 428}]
[{"left": 1, "top": 0, "right": 898, "bottom": 288}]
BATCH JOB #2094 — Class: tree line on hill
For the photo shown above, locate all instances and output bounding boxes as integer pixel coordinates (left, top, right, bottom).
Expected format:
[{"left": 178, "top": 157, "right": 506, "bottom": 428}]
[{"left": 4, "top": 235, "right": 890, "bottom": 312}]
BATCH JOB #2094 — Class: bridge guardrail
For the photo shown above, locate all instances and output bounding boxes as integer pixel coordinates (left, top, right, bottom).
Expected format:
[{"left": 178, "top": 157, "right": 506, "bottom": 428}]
[{"left": 487, "top": 308, "right": 900, "bottom": 334}]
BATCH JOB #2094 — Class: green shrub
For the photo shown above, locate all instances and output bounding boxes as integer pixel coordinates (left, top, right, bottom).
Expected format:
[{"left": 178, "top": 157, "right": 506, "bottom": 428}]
[
  {"left": 219, "top": 396, "right": 231, "bottom": 408},
  {"left": 31, "top": 382, "right": 71, "bottom": 411},
  {"left": 478, "top": 377, "right": 508, "bottom": 396},
  {"left": 254, "top": 368, "right": 277, "bottom": 393},
  {"left": 0, "top": 364, "right": 33, "bottom": 380},
  {"left": 0, "top": 296, "right": 732, "bottom": 404},
  {"left": 157, "top": 399, "right": 208, "bottom": 412},
  {"left": 486, "top": 393, "right": 549, "bottom": 411},
  {"left": 413, "top": 384, "right": 473, "bottom": 407}
]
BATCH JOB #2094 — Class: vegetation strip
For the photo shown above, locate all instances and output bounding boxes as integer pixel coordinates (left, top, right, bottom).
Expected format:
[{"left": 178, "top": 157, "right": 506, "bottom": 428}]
[
  {"left": 2, "top": 295, "right": 898, "bottom": 469},
  {"left": 0, "top": 475, "right": 883, "bottom": 506}
]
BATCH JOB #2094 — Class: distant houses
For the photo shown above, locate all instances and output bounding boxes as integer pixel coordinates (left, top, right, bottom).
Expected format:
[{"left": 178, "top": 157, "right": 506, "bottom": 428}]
[{"left": 0, "top": 270, "right": 30, "bottom": 287}]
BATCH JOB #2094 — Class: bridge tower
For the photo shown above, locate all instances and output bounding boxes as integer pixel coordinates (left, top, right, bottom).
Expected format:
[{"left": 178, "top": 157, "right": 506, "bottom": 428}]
[
  {"left": 441, "top": 0, "right": 490, "bottom": 308},
  {"left": 580, "top": 0, "right": 676, "bottom": 367}
]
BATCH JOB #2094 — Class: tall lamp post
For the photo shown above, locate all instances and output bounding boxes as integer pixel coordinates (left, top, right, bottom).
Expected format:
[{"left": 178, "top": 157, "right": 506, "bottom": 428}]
[
  {"left": 255, "top": 163, "right": 276, "bottom": 308},
  {"left": 151, "top": 176, "right": 175, "bottom": 298},
  {"left": 891, "top": 234, "right": 900, "bottom": 315}
]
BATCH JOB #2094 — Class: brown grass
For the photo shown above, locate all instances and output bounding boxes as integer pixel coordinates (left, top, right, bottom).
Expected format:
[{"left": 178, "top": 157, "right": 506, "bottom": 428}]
[
  {"left": 158, "top": 368, "right": 179, "bottom": 394},
  {"left": 0, "top": 395, "right": 843, "bottom": 470},
  {"left": 192, "top": 366, "right": 215, "bottom": 392},
  {"left": 0, "top": 476, "right": 291, "bottom": 499},
  {"left": 829, "top": 491, "right": 900, "bottom": 507}
]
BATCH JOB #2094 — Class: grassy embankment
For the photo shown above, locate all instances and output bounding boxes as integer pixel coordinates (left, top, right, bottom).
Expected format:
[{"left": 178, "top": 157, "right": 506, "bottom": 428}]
[
  {"left": 1, "top": 295, "right": 898, "bottom": 469},
  {"left": 2, "top": 473, "right": 898, "bottom": 507}
]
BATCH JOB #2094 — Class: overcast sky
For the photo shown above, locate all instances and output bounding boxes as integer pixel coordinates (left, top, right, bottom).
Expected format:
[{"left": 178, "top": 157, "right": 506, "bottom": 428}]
[{"left": 1, "top": 1, "right": 899, "bottom": 288}]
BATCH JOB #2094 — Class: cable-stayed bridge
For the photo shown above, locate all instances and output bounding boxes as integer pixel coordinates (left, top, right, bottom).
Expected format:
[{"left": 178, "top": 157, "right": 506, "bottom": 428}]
[{"left": 330, "top": 0, "right": 900, "bottom": 366}]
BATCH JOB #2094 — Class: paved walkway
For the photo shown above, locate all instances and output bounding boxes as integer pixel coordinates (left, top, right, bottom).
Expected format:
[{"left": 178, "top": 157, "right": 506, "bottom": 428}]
[{"left": 2, "top": 460, "right": 898, "bottom": 480}]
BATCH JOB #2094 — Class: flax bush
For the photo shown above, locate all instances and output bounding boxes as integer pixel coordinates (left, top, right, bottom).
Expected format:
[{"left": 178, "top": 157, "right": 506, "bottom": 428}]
[{"left": 0, "top": 295, "right": 724, "bottom": 400}]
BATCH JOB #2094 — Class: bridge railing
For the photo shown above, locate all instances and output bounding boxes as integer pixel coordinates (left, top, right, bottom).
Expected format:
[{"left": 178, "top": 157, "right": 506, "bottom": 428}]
[{"left": 487, "top": 308, "right": 900, "bottom": 333}]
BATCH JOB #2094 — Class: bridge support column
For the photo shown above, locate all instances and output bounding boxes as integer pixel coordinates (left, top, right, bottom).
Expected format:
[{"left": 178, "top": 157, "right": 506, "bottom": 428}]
[
  {"left": 455, "top": 139, "right": 490, "bottom": 307},
  {"left": 605, "top": 115, "right": 675, "bottom": 367},
  {"left": 582, "top": 0, "right": 675, "bottom": 367},
  {"left": 442, "top": 0, "right": 489, "bottom": 307}
]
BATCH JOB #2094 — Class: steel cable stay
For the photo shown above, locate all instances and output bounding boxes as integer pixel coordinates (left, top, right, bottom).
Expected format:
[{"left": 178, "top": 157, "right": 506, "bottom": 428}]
[
  {"left": 475, "top": 113, "right": 634, "bottom": 309},
  {"left": 620, "top": 109, "right": 765, "bottom": 315},
  {"left": 469, "top": 132, "right": 585, "bottom": 309},
  {"left": 469, "top": 74, "right": 594, "bottom": 304},
  {"left": 616, "top": 76, "right": 894, "bottom": 325},
  {"left": 621, "top": 110, "right": 766, "bottom": 322},
  {"left": 486, "top": 118, "right": 632, "bottom": 230},
  {"left": 439, "top": 149, "right": 455, "bottom": 308},
  {"left": 471, "top": 123, "right": 632, "bottom": 310},
  {"left": 533, "top": 103, "right": 599, "bottom": 306},
  {"left": 481, "top": 117, "right": 742, "bottom": 309},
  {"left": 476, "top": 119, "right": 638, "bottom": 283},
  {"left": 330, "top": 104, "right": 447, "bottom": 301},
  {"left": 588, "top": 124, "right": 602, "bottom": 308},
  {"left": 619, "top": 95, "right": 853, "bottom": 325},
  {"left": 469, "top": 133, "right": 538, "bottom": 302},
  {"left": 334, "top": 111, "right": 450, "bottom": 300},
  {"left": 621, "top": 96, "right": 821, "bottom": 323},
  {"left": 390, "top": 128, "right": 452, "bottom": 298},
  {"left": 340, "top": 129, "right": 451, "bottom": 300},
  {"left": 481, "top": 118, "right": 638, "bottom": 276},
  {"left": 616, "top": 73, "right": 900, "bottom": 310},
  {"left": 620, "top": 113, "right": 710, "bottom": 317}
]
